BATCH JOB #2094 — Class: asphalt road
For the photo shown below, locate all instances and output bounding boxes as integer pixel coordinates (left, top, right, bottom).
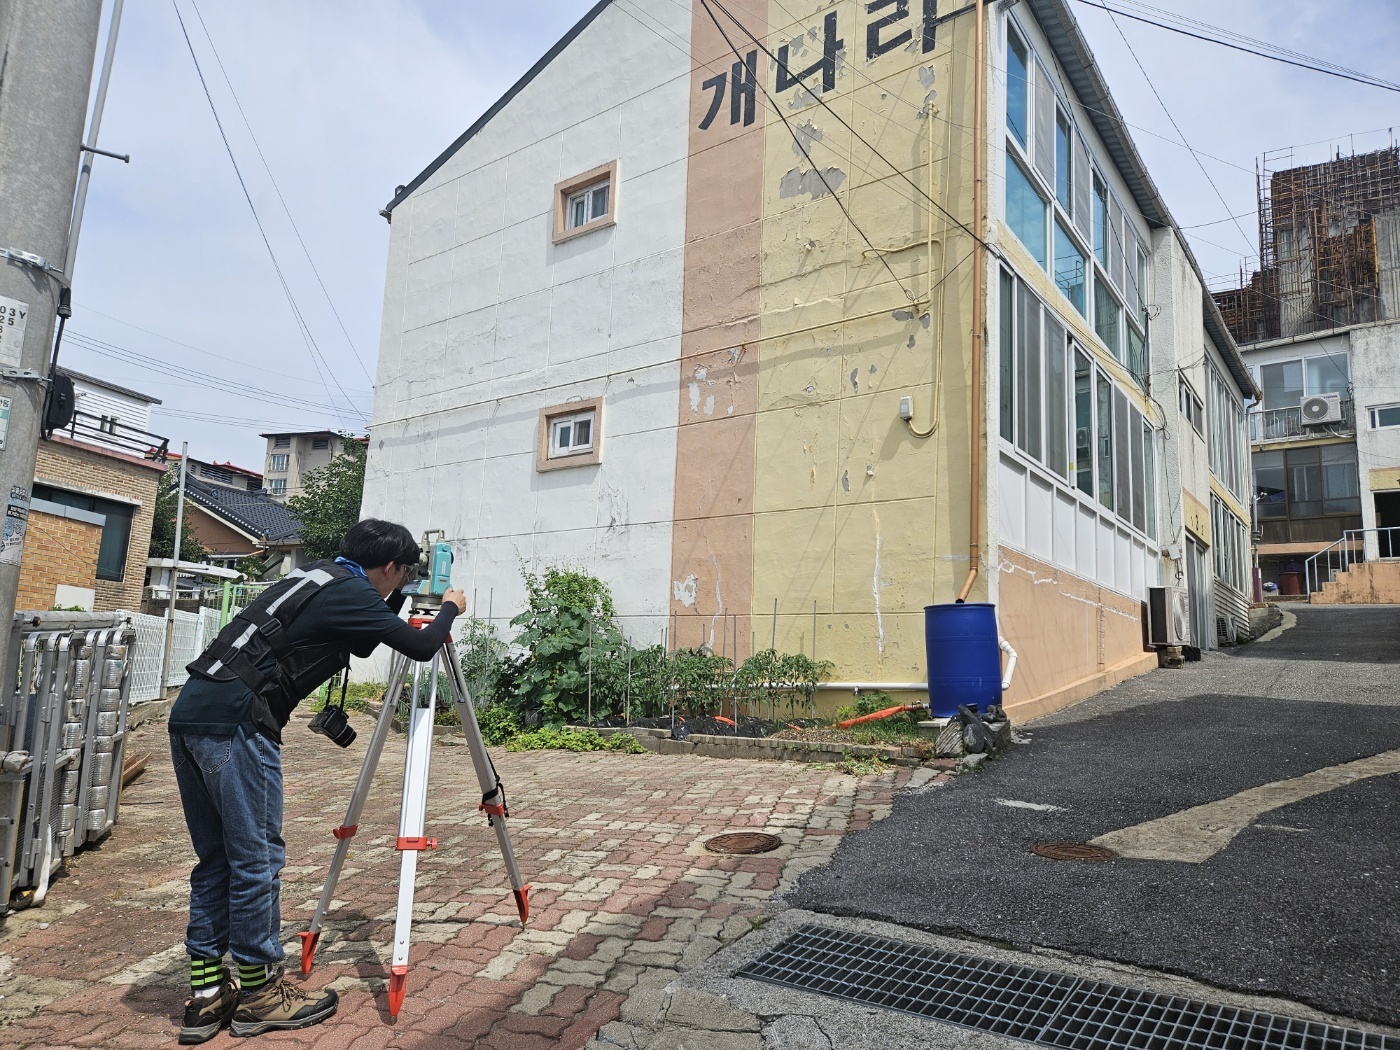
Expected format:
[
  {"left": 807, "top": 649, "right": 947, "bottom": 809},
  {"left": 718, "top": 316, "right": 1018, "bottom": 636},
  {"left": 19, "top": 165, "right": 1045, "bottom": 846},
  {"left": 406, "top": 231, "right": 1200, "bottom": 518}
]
[{"left": 790, "top": 606, "right": 1400, "bottom": 1029}]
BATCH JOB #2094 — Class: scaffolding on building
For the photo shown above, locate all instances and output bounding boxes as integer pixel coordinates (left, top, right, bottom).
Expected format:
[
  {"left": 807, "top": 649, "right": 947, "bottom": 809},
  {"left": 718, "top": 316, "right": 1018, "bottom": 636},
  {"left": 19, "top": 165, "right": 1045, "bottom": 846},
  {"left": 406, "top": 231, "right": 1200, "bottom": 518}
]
[{"left": 1213, "top": 145, "right": 1400, "bottom": 345}]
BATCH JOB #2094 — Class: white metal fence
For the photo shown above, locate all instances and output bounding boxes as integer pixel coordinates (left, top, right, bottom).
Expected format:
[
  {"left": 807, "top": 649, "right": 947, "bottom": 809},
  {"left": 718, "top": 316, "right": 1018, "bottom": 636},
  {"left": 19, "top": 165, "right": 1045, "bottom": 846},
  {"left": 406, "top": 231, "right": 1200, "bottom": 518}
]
[{"left": 123, "top": 608, "right": 223, "bottom": 705}]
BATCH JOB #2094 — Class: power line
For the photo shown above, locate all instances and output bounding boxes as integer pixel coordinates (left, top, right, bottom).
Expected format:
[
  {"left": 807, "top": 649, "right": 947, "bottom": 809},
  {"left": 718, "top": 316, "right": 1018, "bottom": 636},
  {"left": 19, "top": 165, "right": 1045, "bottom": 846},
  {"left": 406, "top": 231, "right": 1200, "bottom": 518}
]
[
  {"left": 169, "top": 0, "right": 359, "bottom": 425},
  {"left": 64, "top": 330, "right": 367, "bottom": 418},
  {"left": 1100, "top": 7, "right": 1255, "bottom": 257},
  {"left": 188, "top": 0, "right": 374, "bottom": 385},
  {"left": 1072, "top": 0, "right": 1400, "bottom": 93},
  {"left": 76, "top": 305, "right": 372, "bottom": 392}
]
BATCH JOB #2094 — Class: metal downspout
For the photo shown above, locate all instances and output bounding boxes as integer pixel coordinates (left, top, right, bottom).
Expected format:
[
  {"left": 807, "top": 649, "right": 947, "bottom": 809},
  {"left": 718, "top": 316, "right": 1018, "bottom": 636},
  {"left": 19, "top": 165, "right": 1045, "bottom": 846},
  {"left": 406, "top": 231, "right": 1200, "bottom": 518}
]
[{"left": 955, "top": 0, "right": 987, "bottom": 604}]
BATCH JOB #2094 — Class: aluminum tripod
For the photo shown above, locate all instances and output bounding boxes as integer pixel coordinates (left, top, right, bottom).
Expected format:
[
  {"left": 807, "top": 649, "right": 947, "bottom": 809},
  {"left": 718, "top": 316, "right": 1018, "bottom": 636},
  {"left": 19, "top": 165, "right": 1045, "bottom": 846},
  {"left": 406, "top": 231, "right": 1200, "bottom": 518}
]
[{"left": 298, "top": 629, "right": 530, "bottom": 1017}]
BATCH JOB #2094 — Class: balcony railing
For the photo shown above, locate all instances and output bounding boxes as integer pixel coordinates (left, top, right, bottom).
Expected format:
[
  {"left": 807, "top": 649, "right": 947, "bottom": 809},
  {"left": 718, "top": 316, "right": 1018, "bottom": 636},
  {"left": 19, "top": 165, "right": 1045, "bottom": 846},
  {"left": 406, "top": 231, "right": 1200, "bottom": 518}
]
[
  {"left": 58, "top": 410, "right": 170, "bottom": 462},
  {"left": 1249, "top": 399, "right": 1354, "bottom": 443}
]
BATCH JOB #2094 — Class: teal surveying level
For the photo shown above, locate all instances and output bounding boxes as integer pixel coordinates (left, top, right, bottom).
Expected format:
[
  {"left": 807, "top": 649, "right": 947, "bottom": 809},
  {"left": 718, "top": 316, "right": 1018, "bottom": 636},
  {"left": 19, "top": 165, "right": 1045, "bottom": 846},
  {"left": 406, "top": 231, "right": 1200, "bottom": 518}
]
[{"left": 298, "top": 532, "right": 530, "bottom": 1017}]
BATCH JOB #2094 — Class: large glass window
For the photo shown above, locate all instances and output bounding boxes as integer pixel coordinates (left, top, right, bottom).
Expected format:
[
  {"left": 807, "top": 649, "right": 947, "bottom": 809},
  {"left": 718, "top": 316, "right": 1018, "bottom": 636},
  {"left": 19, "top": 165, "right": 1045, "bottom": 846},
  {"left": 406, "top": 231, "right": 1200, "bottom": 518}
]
[
  {"left": 1096, "top": 373, "right": 1113, "bottom": 510},
  {"left": 1130, "top": 412, "right": 1145, "bottom": 532},
  {"left": 1114, "top": 388, "right": 1131, "bottom": 519},
  {"left": 1254, "top": 444, "right": 1360, "bottom": 521},
  {"left": 1046, "top": 317, "right": 1068, "bottom": 479},
  {"left": 1092, "top": 173, "right": 1108, "bottom": 266},
  {"left": 1260, "top": 360, "right": 1304, "bottom": 410},
  {"left": 1127, "top": 324, "right": 1145, "bottom": 389},
  {"left": 1006, "top": 27, "right": 1030, "bottom": 148},
  {"left": 1143, "top": 421, "right": 1156, "bottom": 540},
  {"left": 1055, "top": 110, "right": 1072, "bottom": 213},
  {"left": 1254, "top": 449, "right": 1286, "bottom": 519},
  {"left": 1053, "top": 221, "right": 1086, "bottom": 315},
  {"left": 1094, "top": 276, "right": 1121, "bottom": 359},
  {"left": 1287, "top": 446, "right": 1323, "bottom": 518},
  {"left": 1074, "top": 348, "right": 1093, "bottom": 497},
  {"left": 1016, "top": 280, "right": 1042, "bottom": 461},
  {"left": 1000, "top": 270, "right": 1014, "bottom": 442},
  {"left": 1321, "top": 445, "right": 1360, "bottom": 513},
  {"left": 1306, "top": 354, "right": 1349, "bottom": 397},
  {"left": 1006, "top": 157, "right": 1047, "bottom": 268}
]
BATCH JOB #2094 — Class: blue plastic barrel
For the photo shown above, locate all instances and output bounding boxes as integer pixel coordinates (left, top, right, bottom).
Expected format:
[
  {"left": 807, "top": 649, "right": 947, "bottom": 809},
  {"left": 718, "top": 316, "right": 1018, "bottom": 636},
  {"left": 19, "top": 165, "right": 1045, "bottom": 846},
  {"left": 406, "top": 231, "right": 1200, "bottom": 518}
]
[{"left": 924, "top": 603, "right": 1002, "bottom": 718}]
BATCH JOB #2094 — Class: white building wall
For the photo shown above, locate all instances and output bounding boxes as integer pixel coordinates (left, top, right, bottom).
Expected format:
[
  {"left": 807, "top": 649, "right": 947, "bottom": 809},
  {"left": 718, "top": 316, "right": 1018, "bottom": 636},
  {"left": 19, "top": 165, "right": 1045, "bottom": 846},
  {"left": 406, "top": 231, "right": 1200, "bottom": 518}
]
[
  {"left": 1346, "top": 322, "right": 1400, "bottom": 541},
  {"left": 362, "top": 0, "right": 693, "bottom": 650}
]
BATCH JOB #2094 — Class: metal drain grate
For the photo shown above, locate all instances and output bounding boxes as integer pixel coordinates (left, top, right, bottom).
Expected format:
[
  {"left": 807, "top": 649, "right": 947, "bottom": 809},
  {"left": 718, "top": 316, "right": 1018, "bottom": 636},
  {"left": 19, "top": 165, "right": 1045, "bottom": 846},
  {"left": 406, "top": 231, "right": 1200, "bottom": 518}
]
[{"left": 739, "top": 926, "right": 1396, "bottom": 1050}]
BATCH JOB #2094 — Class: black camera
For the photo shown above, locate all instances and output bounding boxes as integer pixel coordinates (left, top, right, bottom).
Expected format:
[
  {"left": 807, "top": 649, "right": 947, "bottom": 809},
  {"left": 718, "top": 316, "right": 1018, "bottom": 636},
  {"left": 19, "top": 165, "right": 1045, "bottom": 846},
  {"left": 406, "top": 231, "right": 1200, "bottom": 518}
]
[{"left": 309, "top": 704, "right": 356, "bottom": 748}]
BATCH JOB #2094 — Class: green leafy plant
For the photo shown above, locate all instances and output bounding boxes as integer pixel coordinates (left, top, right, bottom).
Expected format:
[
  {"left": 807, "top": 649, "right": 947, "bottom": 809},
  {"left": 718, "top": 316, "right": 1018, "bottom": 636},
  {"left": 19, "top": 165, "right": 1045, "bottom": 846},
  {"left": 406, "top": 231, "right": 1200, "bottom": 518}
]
[
  {"left": 506, "top": 567, "right": 628, "bottom": 726},
  {"left": 149, "top": 469, "right": 209, "bottom": 563},
  {"left": 457, "top": 617, "right": 507, "bottom": 704},
  {"left": 668, "top": 646, "right": 735, "bottom": 717},
  {"left": 841, "top": 751, "right": 885, "bottom": 777},
  {"left": 287, "top": 438, "right": 365, "bottom": 561},
  {"left": 476, "top": 702, "right": 521, "bottom": 746},
  {"left": 504, "top": 727, "right": 647, "bottom": 753}
]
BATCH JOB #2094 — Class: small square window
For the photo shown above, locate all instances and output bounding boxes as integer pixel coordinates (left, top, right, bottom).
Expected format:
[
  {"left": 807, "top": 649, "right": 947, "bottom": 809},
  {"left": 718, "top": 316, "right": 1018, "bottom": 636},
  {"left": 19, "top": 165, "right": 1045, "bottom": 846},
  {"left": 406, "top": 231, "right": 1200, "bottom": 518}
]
[
  {"left": 273, "top": 436, "right": 290, "bottom": 449},
  {"left": 537, "top": 398, "right": 603, "bottom": 472},
  {"left": 553, "top": 161, "right": 617, "bottom": 244},
  {"left": 311, "top": 437, "right": 330, "bottom": 450},
  {"left": 269, "top": 478, "right": 287, "bottom": 495},
  {"left": 269, "top": 454, "right": 289, "bottom": 472}
]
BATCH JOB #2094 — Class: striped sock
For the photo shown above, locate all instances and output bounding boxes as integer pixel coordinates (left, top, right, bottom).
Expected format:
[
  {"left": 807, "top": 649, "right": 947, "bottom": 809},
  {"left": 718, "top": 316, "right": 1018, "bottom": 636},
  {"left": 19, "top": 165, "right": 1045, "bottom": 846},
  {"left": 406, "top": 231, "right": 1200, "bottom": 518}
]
[
  {"left": 190, "top": 956, "right": 224, "bottom": 997},
  {"left": 238, "top": 962, "right": 271, "bottom": 992}
]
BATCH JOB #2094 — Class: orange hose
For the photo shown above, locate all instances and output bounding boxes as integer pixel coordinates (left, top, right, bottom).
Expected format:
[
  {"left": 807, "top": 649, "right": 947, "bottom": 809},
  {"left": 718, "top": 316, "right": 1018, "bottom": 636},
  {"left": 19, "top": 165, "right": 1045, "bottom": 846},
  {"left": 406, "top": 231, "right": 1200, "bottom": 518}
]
[{"left": 836, "top": 704, "right": 924, "bottom": 729}]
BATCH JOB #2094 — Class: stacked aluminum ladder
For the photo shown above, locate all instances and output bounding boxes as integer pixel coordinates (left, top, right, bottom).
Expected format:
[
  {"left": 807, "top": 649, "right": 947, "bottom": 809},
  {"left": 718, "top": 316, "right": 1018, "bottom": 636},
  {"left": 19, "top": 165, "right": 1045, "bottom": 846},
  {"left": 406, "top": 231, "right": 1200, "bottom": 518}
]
[{"left": 1, "top": 612, "right": 137, "bottom": 913}]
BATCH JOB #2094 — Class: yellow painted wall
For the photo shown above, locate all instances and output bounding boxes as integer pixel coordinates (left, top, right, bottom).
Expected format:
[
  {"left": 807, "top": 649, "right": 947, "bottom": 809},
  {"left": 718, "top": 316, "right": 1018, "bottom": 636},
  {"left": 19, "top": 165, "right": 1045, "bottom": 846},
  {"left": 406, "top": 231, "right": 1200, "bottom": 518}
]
[{"left": 750, "top": 0, "right": 979, "bottom": 681}]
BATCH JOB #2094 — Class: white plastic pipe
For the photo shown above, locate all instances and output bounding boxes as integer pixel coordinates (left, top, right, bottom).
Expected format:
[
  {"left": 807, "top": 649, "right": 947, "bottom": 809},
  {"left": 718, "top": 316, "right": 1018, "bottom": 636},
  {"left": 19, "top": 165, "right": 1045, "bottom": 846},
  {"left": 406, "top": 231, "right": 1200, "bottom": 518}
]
[{"left": 999, "top": 637, "right": 1018, "bottom": 692}]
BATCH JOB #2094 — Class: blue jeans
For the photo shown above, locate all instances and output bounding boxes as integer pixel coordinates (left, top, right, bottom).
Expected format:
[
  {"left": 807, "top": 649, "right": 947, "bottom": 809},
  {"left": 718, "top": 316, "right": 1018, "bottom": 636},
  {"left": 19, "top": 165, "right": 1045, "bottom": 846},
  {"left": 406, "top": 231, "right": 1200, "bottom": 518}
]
[{"left": 171, "top": 726, "right": 285, "bottom": 967}]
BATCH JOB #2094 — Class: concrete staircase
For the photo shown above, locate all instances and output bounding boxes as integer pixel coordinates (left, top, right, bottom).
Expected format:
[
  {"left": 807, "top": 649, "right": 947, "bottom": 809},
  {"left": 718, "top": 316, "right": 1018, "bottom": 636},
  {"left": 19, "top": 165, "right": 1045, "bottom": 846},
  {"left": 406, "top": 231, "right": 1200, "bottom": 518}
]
[{"left": 1312, "top": 560, "right": 1400, "bottom": 603}]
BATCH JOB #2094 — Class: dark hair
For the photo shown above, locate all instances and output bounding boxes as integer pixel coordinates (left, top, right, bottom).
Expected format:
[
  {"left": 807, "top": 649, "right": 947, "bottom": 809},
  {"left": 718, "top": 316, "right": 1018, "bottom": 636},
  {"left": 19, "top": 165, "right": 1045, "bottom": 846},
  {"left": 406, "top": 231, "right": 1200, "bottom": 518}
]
[{"left": 339, "top": 519, "right": 420, "bottom": 569}]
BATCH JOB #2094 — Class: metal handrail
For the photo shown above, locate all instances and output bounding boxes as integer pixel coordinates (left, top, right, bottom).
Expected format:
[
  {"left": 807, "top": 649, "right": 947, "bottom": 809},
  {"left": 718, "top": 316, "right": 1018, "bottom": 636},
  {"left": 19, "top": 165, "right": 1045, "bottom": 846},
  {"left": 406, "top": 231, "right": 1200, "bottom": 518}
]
[
  {"left": 61, "top": 409, "right": 170, "bottom": 462},
  {"left": 1303, "top": 526, "right": 1400, "bottom": 599},
  {"left": 1249, "top": 399, "right": 1354, "bottom": 442}
]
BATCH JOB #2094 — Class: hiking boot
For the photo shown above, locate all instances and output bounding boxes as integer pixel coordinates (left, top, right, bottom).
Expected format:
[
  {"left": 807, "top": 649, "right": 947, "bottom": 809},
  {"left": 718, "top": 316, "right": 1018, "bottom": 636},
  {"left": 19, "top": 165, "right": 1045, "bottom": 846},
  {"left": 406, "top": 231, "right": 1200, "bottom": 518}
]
[
  {"left": 229, "top": 970, "right": 338, "bottom": 1037},
  {"left": 179, "top": 974, "right": 238, "bottom": 1044}
]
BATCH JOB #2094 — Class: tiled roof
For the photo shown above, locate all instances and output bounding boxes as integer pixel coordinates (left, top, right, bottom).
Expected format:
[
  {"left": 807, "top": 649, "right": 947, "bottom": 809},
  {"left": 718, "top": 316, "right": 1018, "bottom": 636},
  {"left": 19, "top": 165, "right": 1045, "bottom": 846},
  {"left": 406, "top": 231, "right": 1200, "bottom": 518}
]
[{"left": 184, "top": 476, "right": 301, "bottom": 544}]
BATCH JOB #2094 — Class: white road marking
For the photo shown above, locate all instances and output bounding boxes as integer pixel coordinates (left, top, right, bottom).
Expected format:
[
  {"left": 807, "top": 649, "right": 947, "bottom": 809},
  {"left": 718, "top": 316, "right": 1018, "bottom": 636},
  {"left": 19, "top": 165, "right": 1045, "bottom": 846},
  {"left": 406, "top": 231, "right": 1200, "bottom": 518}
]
[
  {"left": 1090, "top": 748, "right": 1400, "bottom": 863},
  {"left": 994, "top": 799, "right": 1065, "bottom": 812}
]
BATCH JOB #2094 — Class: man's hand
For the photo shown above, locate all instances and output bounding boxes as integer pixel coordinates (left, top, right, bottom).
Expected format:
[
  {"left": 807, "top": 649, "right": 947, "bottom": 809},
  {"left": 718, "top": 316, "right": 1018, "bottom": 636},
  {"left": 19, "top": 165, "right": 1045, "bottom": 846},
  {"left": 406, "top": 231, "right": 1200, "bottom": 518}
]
[{"left": 443, "top": 588, "right": 467, "bottom": 612}]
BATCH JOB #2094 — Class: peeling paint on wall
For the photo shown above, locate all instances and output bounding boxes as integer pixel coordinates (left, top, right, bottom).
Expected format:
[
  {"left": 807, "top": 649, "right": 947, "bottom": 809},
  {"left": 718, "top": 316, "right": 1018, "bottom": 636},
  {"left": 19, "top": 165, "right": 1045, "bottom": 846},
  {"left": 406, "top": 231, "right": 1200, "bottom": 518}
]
[
  {"left": 673, "top": 573, "right": 698, "bottom": 607},
  {"left": 872, "top": 528, "right": 886, "bottom": 655},
  {"left": 779, "top": 166, "right": 847, "bottom": 199}
]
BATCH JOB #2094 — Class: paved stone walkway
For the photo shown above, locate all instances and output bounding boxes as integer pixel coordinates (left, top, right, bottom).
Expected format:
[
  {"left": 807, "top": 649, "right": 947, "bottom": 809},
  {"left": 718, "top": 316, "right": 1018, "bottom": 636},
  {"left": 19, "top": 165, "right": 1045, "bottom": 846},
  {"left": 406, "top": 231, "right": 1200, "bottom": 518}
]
[{"left": 0, "top": 710, "right": 941, "bottom": 1048}]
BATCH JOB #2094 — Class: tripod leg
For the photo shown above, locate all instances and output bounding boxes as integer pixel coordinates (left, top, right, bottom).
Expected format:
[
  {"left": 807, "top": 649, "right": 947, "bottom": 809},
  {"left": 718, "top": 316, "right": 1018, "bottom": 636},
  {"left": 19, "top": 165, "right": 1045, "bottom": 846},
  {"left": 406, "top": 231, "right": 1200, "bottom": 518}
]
[
  {"left": 387, "top": 654, "right": 439, "bottom": 1017},
  {"left": 443, "top": 642, "right": 531, "bottom": 925},
  {"left": 299, "top": 652, "right": 408, "bottom": 974}
]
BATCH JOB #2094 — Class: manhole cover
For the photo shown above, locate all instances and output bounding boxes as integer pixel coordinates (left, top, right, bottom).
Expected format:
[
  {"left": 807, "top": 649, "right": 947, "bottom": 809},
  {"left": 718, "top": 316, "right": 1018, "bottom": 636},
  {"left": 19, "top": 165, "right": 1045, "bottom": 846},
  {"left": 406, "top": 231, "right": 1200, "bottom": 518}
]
[
  {"left": 1031, "top": 841, "right": 1117, "bottom": 861},
  {"left": 705, "top": 832, "right": 782, "bottom": 855}
]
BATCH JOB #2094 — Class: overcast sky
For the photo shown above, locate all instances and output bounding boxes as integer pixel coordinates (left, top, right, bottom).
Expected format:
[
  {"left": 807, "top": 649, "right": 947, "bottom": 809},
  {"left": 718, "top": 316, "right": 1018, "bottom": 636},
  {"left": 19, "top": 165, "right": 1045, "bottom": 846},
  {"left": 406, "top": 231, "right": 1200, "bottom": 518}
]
[{"left": 62, "top": 0, "right": 1400, "bottom": 470}]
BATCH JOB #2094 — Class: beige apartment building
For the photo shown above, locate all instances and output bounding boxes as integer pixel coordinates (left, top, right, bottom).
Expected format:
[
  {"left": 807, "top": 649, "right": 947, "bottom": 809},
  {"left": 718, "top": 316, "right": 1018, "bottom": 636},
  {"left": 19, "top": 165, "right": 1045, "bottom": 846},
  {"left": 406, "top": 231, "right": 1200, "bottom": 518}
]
[{"left": 259, "top": 430, "right": 355, "bottom": 502}]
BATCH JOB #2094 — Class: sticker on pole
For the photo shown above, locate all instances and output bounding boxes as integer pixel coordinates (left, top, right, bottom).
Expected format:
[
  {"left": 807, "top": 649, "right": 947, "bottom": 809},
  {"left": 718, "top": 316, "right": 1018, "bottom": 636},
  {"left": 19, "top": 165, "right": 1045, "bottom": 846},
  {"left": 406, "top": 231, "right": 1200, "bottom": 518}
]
[
  {"left": 0, "top": 296, "right": 28, "bottom": 367},
  {"left": 1, "top": 485, "right": 31, "bottom": 566},
  {"left": 0, "top": 396, "right": 10, "bottom": 450}
]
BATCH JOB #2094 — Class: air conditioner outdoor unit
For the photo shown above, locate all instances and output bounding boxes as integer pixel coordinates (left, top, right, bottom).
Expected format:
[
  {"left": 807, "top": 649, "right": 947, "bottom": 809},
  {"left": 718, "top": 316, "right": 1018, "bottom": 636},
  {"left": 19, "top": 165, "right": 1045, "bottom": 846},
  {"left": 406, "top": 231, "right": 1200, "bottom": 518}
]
[
  {"left": 1148, "top": 585, "right": 1192, "bottom": 646},
  {"left": 1301, "top": 393, "right": 1343, "bottom": 425}
]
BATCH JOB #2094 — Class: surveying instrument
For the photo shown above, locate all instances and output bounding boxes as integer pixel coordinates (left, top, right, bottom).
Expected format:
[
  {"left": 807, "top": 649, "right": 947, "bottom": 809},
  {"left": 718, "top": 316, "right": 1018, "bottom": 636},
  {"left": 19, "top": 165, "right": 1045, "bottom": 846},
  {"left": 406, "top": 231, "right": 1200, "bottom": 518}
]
[{"left": 298, "top": 533, "right": 530, "bottom": 1017}]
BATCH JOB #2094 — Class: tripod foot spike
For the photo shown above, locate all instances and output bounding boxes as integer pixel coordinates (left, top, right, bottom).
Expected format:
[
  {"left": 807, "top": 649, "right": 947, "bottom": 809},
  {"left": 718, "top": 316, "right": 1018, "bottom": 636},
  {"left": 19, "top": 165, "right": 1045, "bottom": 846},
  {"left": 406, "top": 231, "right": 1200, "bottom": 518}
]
[
  {"left": 298, "top": 931, "right": 319, "bottom": 975},
  {"left": 387, "top": 965, "right": 409, "bottom": 1017},
  {"left": 513, "top": 885, "right": 531, "bottom": 925}
]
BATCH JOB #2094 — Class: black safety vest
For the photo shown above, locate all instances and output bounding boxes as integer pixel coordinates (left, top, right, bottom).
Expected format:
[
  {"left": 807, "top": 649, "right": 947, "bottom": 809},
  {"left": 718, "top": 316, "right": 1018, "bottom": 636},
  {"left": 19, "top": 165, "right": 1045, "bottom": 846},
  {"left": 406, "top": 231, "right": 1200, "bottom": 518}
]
[{"left": 187, "top": 560, "right": 360, "bottom": 739}]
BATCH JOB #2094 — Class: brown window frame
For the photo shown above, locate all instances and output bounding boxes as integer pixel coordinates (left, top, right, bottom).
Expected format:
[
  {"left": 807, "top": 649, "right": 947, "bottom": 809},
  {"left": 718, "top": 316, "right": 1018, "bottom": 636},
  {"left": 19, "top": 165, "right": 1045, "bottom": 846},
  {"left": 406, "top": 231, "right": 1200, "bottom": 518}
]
[
  {"left": 552, "top": 161, "right": 618, "bottom": 244},
  {"left": 536, "top": 398, "right": 603, "bottom": 472}
]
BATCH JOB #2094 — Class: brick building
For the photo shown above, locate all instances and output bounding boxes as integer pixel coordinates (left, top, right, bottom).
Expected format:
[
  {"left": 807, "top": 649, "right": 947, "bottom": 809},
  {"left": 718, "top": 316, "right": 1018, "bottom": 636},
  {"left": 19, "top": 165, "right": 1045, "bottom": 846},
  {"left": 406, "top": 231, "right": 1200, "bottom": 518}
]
[{"left": 17, "top": 369, "right": 168, "bottom": 613}]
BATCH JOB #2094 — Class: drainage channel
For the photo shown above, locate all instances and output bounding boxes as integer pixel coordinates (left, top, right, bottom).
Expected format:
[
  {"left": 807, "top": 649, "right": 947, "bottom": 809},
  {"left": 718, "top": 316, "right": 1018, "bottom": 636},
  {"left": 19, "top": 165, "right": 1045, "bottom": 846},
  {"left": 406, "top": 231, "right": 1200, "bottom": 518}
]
[{"left": 738, "top": 925, "right": 1395, "bottom": 1050}]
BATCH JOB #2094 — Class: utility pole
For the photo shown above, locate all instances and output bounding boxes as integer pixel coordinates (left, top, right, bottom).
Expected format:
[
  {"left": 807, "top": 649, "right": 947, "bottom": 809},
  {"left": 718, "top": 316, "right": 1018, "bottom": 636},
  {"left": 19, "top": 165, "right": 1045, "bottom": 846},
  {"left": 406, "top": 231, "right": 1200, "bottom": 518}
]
[
  {"left": 0, "top": 3, "right": 105, "bottom": 635},
  {"left": 159, "top": 443, "right": 189, "bottom": 696}
]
